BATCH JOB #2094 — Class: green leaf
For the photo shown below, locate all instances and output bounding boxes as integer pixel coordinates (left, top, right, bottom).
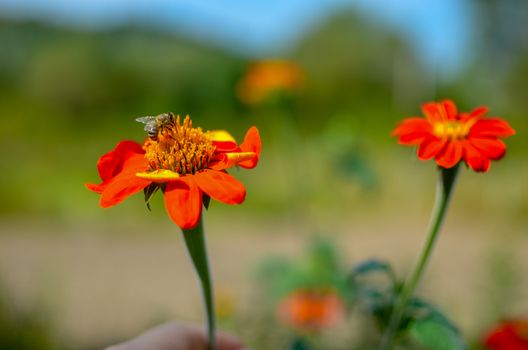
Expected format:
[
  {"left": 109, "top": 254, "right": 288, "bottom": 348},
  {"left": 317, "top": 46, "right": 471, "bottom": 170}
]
[
  {"left": 350, "top": 259, "right": 396, "bottom": 281},
  {"left": 408, "top": 298, "right": 459, "bottom": 333},
  {"left": 409, "top": 318, "right": 466, "bottom": 350},
  {"left": 305, "top": 238, "right": 343, "bottom": 285}
]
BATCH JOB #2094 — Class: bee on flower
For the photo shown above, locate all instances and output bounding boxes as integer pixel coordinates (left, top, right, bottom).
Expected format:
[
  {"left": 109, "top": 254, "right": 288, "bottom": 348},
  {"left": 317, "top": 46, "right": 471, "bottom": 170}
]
[
  {"left": 87, "top": 114, "right": 261, "bottom": 229},
  {"left": 136, "top": 113, "right": 175, "bottom": 141},
  {"left": 237, "top": 59, "right": 305, "bottom": 104},
  {"left": 392, "top": 100, "right": 515, "bottom": 172}
]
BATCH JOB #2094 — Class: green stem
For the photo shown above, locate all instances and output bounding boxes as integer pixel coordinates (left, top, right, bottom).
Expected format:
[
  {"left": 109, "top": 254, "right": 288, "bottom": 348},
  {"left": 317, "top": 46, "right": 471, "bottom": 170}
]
[
  {"left": 183, "top": 214, "right": 216, "bottom": 350},
  {"left": 379, "top": 164, "right": 460, "bottom": 350}
]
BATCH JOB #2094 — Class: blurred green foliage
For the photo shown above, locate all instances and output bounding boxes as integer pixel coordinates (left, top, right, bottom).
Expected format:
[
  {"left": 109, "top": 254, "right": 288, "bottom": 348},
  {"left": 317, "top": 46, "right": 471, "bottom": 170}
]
[
  {"left": 244, "top": 238, "right": 470, "bottom": 349},
  {"left": 257, "top": 237, "right": 348, "bottom": 301},
  {"left": 0, "top": 283, "right": 58, "bottom": 350}
]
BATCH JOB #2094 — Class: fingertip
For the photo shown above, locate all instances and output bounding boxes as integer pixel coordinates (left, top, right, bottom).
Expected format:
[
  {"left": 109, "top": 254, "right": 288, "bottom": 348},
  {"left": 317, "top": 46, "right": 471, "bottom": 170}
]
[{"left": 215, "top": 332, "right": 247, "bottom": 350}]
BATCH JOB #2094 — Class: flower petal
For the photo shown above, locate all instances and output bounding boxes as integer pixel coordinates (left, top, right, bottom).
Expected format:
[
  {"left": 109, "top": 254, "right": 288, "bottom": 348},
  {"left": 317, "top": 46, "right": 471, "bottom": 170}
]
[
  {"left": 462, "top": 140, "right": 491, "bottom": 172},
  {"left": 422, "top": 100, "right": 457, "bottom": 123},
  {"left": 469, "top": 118, "right": 516, "bottom": 138},
  {"left": 422, "top": 102, "right": 444, "bottom": 123},
  {"left": 460, "top": 106, "right": 488, "bottom": 123},
  {"left": 237, "top": 126, "right": 262, "bottom": 169},
  {"left": 209, "top": 130, "right": 238, "bottom": 151},
  {"left": 97, "top": 140, "right": 144, "bottom": 181},
  {"left": 192, "top": 169, "right": 246, "bottom": 205},
  {"left": 208, "top": 127, "right": 262, "bottom": 170},
  {"left": 164, "top": 178, "right": 202, "bottom": 229},
  {"left": 441, "top": 100, "right": 458, "bottom": 120},
  {"left": 209, "top": 152, "right": 259, "bottom": 170},
  {"left": 136, "top": 169, "right": 181, "bottom": 182},
  {"left": 470, "top": 138, "right": 506, "bottom": 160},
  {"left": 392, "top": 118, "right": 433, "bottom": 145},
  {"left": 417, "top": 138, "right": 447, "bottom": 160},
  {"left": 85, "top": 183, "right": 105, "bottom": 194},
  {"left": 99, "top": 154, "right": 152, "bottom": 207},
  {"left": 436, "top": 141, "right": 463, "bottom": 168}
]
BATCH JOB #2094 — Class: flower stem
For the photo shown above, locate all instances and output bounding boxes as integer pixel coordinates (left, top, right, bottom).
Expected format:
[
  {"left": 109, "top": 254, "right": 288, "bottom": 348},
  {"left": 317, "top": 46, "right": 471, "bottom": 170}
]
[
  {"left": 183, "top": 215, "right": 216, "bottom": 350},
  {"left": 379, "top": 164, "right": 460, "bottom": 350}
]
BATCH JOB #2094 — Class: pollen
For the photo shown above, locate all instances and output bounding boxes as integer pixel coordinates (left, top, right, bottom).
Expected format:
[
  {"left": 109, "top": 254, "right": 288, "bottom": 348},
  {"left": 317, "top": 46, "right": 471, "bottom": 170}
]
[
  {"left": 433, "top": 121, "right": 471, "bottom": 140},
  {"left": 142, "top": 115, "right": 216, "bottom": 175}
]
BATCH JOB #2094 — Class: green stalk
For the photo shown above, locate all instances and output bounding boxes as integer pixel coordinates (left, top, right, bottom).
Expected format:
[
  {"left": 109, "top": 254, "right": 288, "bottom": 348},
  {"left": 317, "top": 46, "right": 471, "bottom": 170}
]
[
  {"left": 379, "top": 164, "right": 460, "bottom": 350},
  {"left": 183, "top": 214, "right": 216, "bottom": 350}
]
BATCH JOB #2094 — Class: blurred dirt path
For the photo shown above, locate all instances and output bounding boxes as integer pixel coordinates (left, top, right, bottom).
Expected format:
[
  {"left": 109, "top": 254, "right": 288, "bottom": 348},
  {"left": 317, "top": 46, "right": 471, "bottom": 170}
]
[{"left": 0, "top": 218, "right": 526, "bottom": 348}]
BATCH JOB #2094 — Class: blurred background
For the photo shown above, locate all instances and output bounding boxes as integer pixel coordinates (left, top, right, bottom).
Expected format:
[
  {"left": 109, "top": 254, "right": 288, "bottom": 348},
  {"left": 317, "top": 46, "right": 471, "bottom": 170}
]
[{"left": 0, "top": 0, "right": 527, "bottom": 349}]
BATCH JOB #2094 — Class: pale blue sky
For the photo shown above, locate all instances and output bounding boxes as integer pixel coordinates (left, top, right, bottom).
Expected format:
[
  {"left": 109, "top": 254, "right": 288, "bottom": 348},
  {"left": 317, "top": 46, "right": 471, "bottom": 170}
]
[{"left": 0, "top": 0, "right": 472, "bottom": 73}]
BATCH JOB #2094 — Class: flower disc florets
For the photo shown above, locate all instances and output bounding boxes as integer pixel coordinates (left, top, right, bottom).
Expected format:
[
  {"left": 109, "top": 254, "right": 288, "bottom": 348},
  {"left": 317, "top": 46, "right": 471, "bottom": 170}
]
[
  {"left": 143, "top": 115, "right": 216, "bottom": 175},
  {"left": 433, "top": 121, "right": 472, "bottom": 141}
]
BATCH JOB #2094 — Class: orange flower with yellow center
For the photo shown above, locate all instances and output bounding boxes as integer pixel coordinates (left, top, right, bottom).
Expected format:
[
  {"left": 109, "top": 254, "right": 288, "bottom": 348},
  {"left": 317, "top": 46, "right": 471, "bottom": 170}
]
[
  {"left": 278, "top": 289, "right": 345, "bottom": 332},
  {"left": 237, "top": 59, "right": 305, "bottom": 104},
  {"left": 87, "top": 114, "right": 261, "bottom": 229},
  {"left": 392, "top": 100, "right": 515, "bottom": 172}
]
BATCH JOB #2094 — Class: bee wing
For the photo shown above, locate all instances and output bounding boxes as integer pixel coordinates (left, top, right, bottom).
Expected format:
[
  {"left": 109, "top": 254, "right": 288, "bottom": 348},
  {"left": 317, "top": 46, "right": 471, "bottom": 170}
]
[{"left": 136, "top": 116, "right": 156, "bottom": 124}]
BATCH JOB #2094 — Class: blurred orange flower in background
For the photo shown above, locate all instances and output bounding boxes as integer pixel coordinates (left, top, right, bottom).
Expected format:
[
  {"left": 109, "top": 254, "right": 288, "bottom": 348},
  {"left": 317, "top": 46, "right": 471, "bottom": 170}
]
[
  {"left": 87, "top": 114, "right": 261, "bottom": 229},
  {"left": 392, "top": 100, "right": 515, "bottom": 172},
  {"left": 237, "top": 59, "right": 305, "bottom": 104},
  {"left": 484, "top": 319, "right": 528, "bottom": 350},
  {"left": 278, "top": 289, "right": 345, "bottom": 332}
]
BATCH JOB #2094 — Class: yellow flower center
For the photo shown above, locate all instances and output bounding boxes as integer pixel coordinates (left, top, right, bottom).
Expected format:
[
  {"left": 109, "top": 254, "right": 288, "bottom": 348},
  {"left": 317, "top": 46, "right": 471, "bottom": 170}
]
[
  {"left": 142, "top": 115, "right": 215, "bottom": 175},
  {"left": 433, "top": 121, "right": 471, "bottom": 140}
]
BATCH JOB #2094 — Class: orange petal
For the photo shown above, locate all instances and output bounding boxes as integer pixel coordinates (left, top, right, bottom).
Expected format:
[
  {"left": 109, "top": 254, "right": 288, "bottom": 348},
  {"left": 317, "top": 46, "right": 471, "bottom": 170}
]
[
  {"left": 192, "top": 170, "right": 246, "bottom": 205},
  {"left": 89, "top": 153, "right": 149, "bottom": 196},
  {"left": 392, "top": 118, "right": 432, "bottom": 145},
  {"left": 422, "top": 102, "right": 444, "bottom": 123},
  {"left": 209, "top": 130, "right": 238, "bottom": 151},
  {"left": 460, "top": 106, "right": 488, "bottom": 123},
  {"left": 164, "top": 178, "right": 202, "bottom": 230},
  {"left": 99, "top": 176, "right": 151, "bottom": 208},
  {"left": 462, "top": 141, "right": 491, "bottom": 172},
  {"left": 441, "top": 100, "right": 458, "bottom": 120},
  {"left": 97, "top": 140, "right": 144, "bottom": 181},
  {"left": 238, "top": 126, "right": 262, "bottom": 169},
  {"left": 470, "top": 118, "right": 516, "bottom": 138},
  {"left": 436, "top": 141, "right": 463, "bottom": 168},
  {"left": 417, "top": 138, "right": 447, "bottom": 160},
  {"left": 86, "top": 183, "right": 105, "bottom": 194},
  {"left": 210, "top": 152, "right": 259, "bottom": 171},
  {"left": 470, "top": 138, "right": 506, "bottom": 160},
  {"left": 99, "top": 157, "right": 152, "bottom": 207},
  {"left": 208, "top": 154, "right": 229, "bottom": 170}
]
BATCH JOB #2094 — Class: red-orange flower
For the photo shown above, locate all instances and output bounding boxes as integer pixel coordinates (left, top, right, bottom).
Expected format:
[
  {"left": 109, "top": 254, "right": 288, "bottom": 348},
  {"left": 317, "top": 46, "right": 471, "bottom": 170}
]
[
  {"left": 484, "top": 319, "right": 528, "bottom": 350},
  {"left": 392, "top": 100, "right": 515, "bottom": 172},
  {"left": 278, "top": 289, "right": 345, "bottom": 332},
  {"left": 87, "top": 114, "right": 261, "bottom": 229}
]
